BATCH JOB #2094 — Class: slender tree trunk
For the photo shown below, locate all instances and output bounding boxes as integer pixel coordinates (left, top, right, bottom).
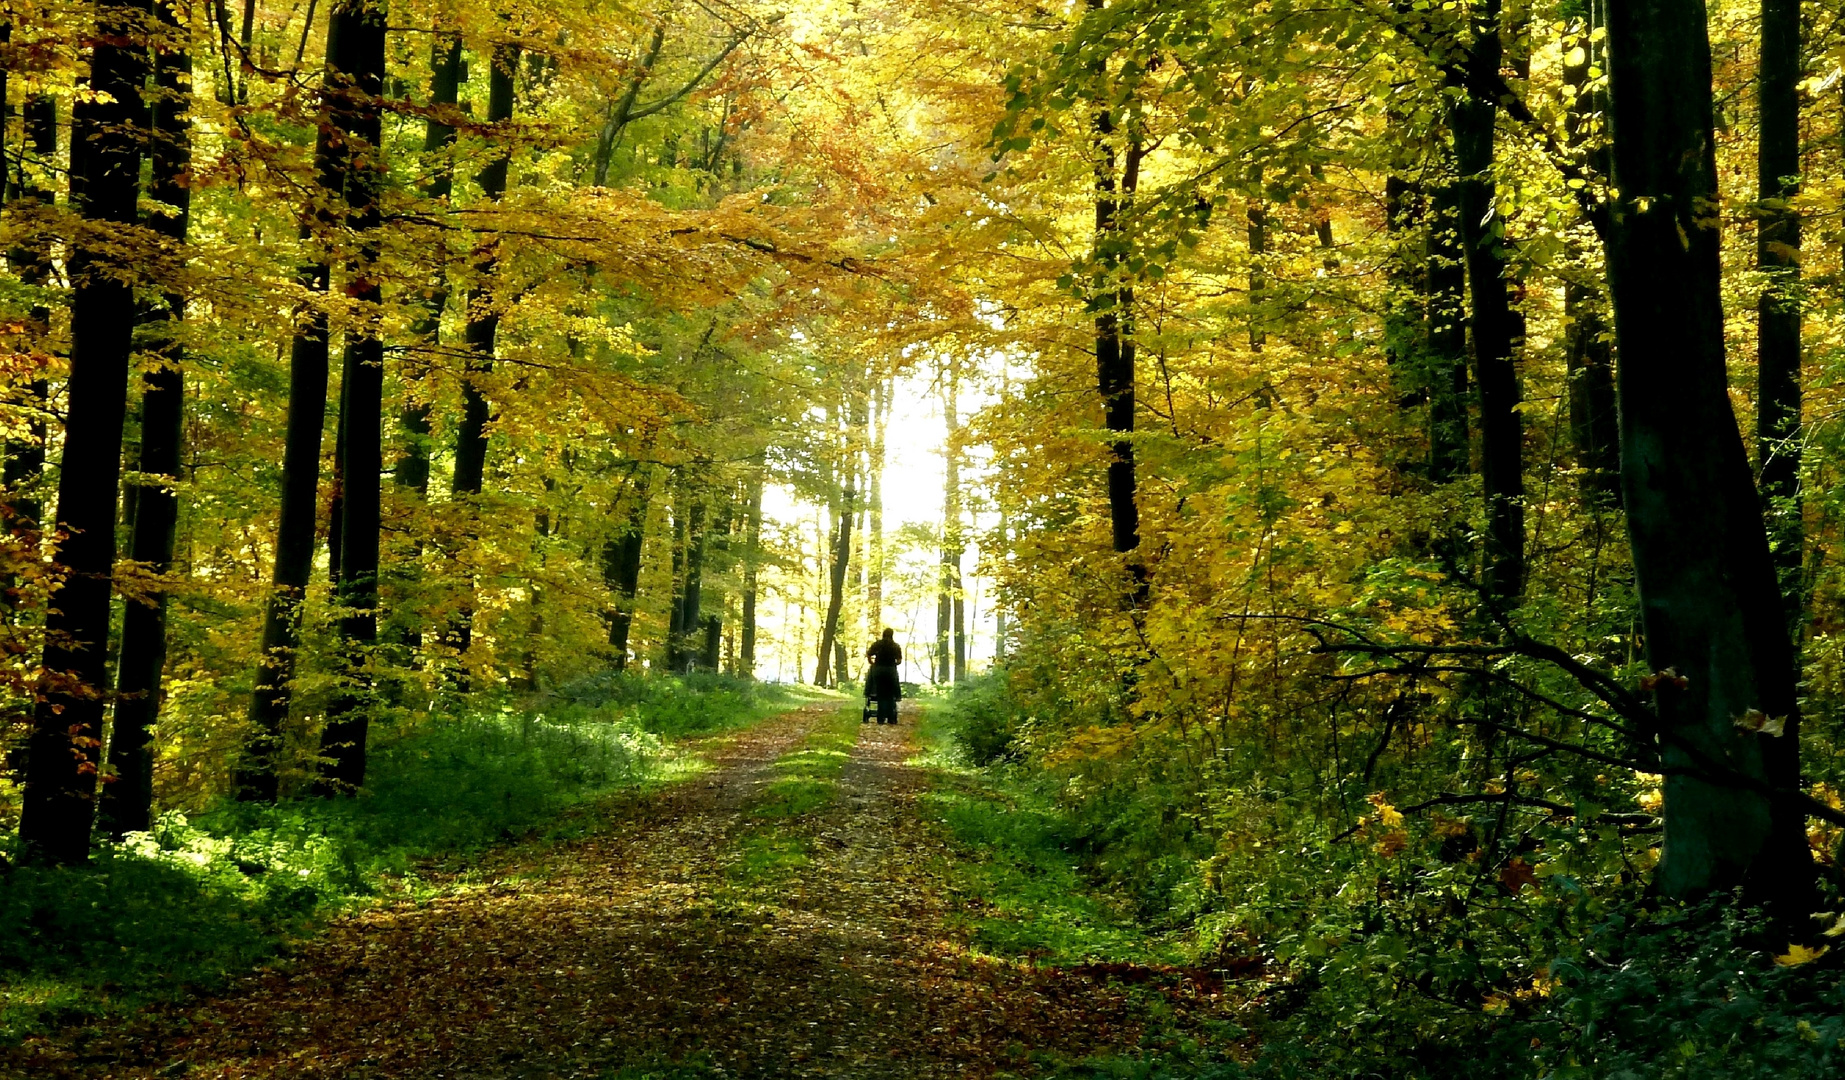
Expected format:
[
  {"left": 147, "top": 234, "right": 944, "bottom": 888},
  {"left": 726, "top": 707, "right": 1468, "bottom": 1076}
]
[
  {"left": 678, "top": 489, "right": 708, "bottom": 671},
  {"left": 101, "top": 2, "right": 192, "bottom": 837},
  {"left": 942, "top": 363, "right": 965, "bottom": 684},
  {"left": 1603, "top": 0, "right": 1809, "bottom": 906},
  {"left": 18, "top": 0, "right": 148, "bottom": 864},
  {"left": 815, "top": 488, "right": 854, "bottom": 685},
  {"left": 390, "top": 34, "right": 464, "bottom": 660},
  {"left": 236, "top": 5, "right": 352, "bottom": 803},
  {"left": 1562, "top": 15, "right": 1621, "bottom": 502},
  {"left": 1453, "top": 0, "right": 1525, "bottom": 602},
  {"left": 1248, "top": 196, "right": 1267, "bottom": 353},
  {"left": 740, "top": 471, "right": 762, "bottom": 677},
  {"left": 1426, "top": 178, "right": 1470, "bottom": 483},
  {"left": 314, "top": 0, "right": 388, "bottom": 794},
  {"left": 605, "top": 466, "right": 652, "bottom": 669},
  {"left": 4, "top": 92, "right": 55, "bottom": 602},
  {"left": 1094, "top": 102, "right": 1145, "bottom": 578},
  {"left": 665, "top": 480, "right": 687, "bottom": 670},
  {"left": 1757, "top": 0, "right": 1803, "bottom": 631},
  {"left": 868, "top": 376, "right": 888, "bottom": 631},
  {"left": 449, "top": 39, "right": 518, "bottom": 667}
]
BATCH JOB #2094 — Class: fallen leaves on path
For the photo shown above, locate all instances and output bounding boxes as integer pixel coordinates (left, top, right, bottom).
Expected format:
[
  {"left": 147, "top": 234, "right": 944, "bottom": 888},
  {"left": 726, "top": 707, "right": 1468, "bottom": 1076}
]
[{"left": 7, "top": 705, "right": 1225, "bottom": 1079}]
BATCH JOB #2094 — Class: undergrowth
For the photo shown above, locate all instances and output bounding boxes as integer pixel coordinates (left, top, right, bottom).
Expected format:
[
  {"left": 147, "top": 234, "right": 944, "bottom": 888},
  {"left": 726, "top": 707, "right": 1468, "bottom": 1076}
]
[{"left": 0, "top": 674, "right": 804, "bottom": 1043}]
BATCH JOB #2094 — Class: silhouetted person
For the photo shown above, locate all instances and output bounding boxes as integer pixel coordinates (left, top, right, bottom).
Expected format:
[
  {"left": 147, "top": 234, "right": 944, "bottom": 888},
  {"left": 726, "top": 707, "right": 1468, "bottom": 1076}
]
[{"left": 864, "top": 629, "right": 902, "bottom": 724}]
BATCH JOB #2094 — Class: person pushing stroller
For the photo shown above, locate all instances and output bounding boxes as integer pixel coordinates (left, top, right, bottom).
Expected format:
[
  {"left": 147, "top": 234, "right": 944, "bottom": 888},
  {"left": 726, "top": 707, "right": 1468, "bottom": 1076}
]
[{"left": 863, "top": 629, "right": 902, "bottom": 725}]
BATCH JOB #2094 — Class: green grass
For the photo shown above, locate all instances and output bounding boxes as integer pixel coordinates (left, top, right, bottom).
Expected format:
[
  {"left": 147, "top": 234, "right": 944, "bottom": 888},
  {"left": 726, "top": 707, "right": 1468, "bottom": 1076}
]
[
  {"left": 916, "top": 703, "right": 1183, "bottom": 967},
  {"left": 723, "top": 707, "right": 859, "bottom": 893},
  {"left": 0, "top": 675, "right": 806, "bottom": 1043}
]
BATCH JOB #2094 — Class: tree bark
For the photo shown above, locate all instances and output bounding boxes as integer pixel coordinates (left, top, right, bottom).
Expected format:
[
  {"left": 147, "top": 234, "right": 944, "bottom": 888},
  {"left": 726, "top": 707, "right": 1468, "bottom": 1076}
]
[
  {"left": 1603, "top": 0, "right": 1810, "bottom": 905},
  {"left": 236, "top": 3, "right": 355, "bottom": 802},
  {"left": 604, "top": 465, "right": 652, "bottom": 669},
  {"left": 1562, "top": 15, "right": 1621, "bottom": 502},
  {"left": 101, "top": 0, "right": 192, "bottom": 837},
  {"left": 740, "top": 471, "right": 762, "bottom": 677},
  {"left": 816, "top": 488, "right": 854, "bottom": 686},
  {"left": 1452, "top": 0, "right": 1525, "bottom": 602},
  {"left": 1426, "top": 178, "right": 1470, "bottom": 484},
  {"left": 313, "top": 0, "right": 388, "bottom": 795},
  {"left": 678, "top": 487, "right": 709, "bottom": 671},
  {"left": 1756, "top": 0, "right": 1803, "bottom": 631},
  {"left": 18, "top": 0, "right": 148, "bottom": 864},
  {"left": 448, "top": 39, "right": 518, "bottom": 669}
]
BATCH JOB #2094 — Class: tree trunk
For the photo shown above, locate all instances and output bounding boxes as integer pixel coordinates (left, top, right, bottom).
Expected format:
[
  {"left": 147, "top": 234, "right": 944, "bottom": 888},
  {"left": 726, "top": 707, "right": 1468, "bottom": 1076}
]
[
  {"left": 314, "top": 0, "right": 388, "bottom": 795},
  {"left": 868, "top": 376, "right": 887, "bottom": 631},
  {"left": 1562, "top": 15, "right": 1621, "bottom": 502},
  {"left": 101, "top": 1, "right": 191, "bottom": 838},
  {"left": 1756, "top": 0, "right": 1803, "bottom": 631},
  {"left": 1453, "top": 0, "right": 1525, "bottom": 602},
  {"left": 1095, "top": 120, "right": 1145, "bottom": 573},
  {"left": 942, "top": 362, "right": 965, "bottom": 684},
  {"left": 449, "top": 39, "right": 518, "bottom": 667},
  {"left": 815, "top": 488, "right": 854, "bottom": 686},
  {"left": 236, "top": 4, "right": 353, "bottom": 803},
  {"left": 665, "top": 480, "right": 687, "bottom": 670},
  {"left": 1426, "top": 178, "right": 1470, "bottom": 483},
  {"left": 18, "top": 0, "right": 148, "bottom": 864},
  {"left": 4, "top": 92, "right": 55, "bottom": 607},
  {"left": 740, "top": 471, "right": 762, "bottom": 677},
  {"left": 604, "top": 466, "right": 652, "bottom": 669},
  {"left": 1602, "top": 0, "right": 1810, "bottom": 906},
  {"left": 678, "top": 488, "right": 708, "bottom": 671}
]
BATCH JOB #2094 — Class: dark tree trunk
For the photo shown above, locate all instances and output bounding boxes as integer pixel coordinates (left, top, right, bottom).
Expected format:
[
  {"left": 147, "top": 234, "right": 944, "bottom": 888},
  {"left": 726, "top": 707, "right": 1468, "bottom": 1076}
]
[
  {"left": 1452, "top": 0, "right": 1525, "bottom": 602},
  {"left": 1248, "top": 197, "right": 1267, "bottom": 353},
  {"left": 867, "top": 378, "right": 887, "bottom": 631},
  {"left": 449, "top": 40, "right": 517, "bottom": 665},
  {"left": 4, "top": 93, "right": 55, "bottom": 605},
  {"left": 740, "top": 472, "right": 762, "bottom": 677},
  {"left": 1562, "top": 16, "right": 1621, "bottom": 502},
  {"left": 314, "top": 0, "right": 388, "bottom": 795},
  {"left": 1426, "top": 179, "right": 1470, "bottom": 483},
  {"left": 1603, "top": 0, "right": 1809, "bottom": 906},
  {"left": 18, "top": 0, "right": 148, "bottom": 864},
  {"left": 1095, "top": 127, "right": 1145, "bottom": 570},
  {"left": 388, "top": 34, "right": 463, "bottom": 661},
  {"left": 665, "top": 482, "right": 687, "bottom": 670},
  {"left": 678, "top": 490, "right": 708, "bottom": 670},
  {"left": 397, "top": 34, "right": 463, "bottom": 500},
  {"left": 101, "top": 1, "right": 192, "bottom": 838},
  {"left": 815, "top": 488, "right": 854, "bottom": 686},
  {"left": 604, "top": 466, "right": 652, "bottom": 669},
  {"left": 1756, "top": 0, "right": 1803, "bottom": 631},
  {"left": 236, "top": 3, "right": 354, "bottom": 802},
  {"left": 702, "top": 614, "right": 721, "bottom": 672}
]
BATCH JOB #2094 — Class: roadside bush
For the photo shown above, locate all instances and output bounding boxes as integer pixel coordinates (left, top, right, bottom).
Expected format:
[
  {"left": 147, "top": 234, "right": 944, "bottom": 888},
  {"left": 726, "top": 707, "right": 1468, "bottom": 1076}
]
[{"left": 944, "top": 671, "right": 1025, "bottom": 765}]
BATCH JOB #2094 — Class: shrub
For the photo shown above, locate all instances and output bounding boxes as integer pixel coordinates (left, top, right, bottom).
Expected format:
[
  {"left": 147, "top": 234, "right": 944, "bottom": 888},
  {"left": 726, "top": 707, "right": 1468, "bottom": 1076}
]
[{"left": 944, "top": 671, "right": 1025, "bottom": 765}]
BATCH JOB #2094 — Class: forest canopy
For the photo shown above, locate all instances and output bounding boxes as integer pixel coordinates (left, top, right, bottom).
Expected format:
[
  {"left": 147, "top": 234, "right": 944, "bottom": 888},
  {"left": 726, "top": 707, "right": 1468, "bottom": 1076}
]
[{"left": 4, "top": 0, "right": 1845, "bottom": 1075}]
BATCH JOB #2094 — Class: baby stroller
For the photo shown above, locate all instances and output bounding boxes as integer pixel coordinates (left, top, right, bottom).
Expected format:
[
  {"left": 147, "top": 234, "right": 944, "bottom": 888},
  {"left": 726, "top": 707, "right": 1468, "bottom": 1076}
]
[{"left": 863, "top": 662, "right": 901, "bottom": 725}]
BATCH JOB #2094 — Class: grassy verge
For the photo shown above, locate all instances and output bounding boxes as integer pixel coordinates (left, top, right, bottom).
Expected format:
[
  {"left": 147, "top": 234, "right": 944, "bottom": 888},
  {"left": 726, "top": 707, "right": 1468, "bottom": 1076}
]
[
  {"left": 724, "top": 707, "right": 859, "bottom": 894},
  {"left": 916, "top": 703, "right": 1182, "bottom": 967},
  {"left": 0, "top": 674, "right": 813, "bottom": 1043}
]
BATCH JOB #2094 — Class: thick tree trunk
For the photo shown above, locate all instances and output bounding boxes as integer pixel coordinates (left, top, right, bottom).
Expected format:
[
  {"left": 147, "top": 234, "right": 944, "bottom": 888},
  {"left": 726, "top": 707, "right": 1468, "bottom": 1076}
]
[
  {"left": 1452, "top": 1, "right": 1525, "bottom": 602},
  {"left": 815, "top": 488, "right": 854, "bottom": 686},
  {"left": 604, "top": 466, "right": 652, "bottom": 669},
  {"left": 314, "top": 0, "right": 388, "bottom": 795},
  {"left": 1756, "top": 0, "right": 1803, "bottom": 631},
  {"left": 1603, "top": 0, "right": 1810, "bottom": 905},
  {"left": 18, "top": 1, "right": 148, "bottom": 864},
  {"left": 100, "top": 3, "right": 191, "bottom": 838},
  {"left": 449, "top": 40, "right": 518, "bottom": 667}
]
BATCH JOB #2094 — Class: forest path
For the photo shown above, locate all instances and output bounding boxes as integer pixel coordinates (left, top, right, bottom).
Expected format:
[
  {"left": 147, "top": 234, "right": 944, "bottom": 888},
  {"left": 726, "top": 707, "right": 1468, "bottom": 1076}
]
[{"left": 17, "top": 702, "right": 1188, "bottom": 1080}]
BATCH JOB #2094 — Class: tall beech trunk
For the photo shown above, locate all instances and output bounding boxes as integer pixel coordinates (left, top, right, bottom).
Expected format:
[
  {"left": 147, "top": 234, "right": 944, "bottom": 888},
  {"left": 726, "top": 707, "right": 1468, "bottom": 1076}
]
[
  {"left": 1452, "top": 0, "right": 1525, "bottom": 602},
  {"left": 1757, "top": 0, "right": 1803, "bottom": 629},
  {"left": 314, "top": 0, "right": 388, "bottom": 795},
  {"left": 18, "top": 1, "right": 147, "bottom": 864},
  {"left": 677, "top": 490, "right": 708, "bottom": 671},
  {"left": 1095, "top": 119, "right": 1146, "bottom": 573},
  {"left": 390, "top": 34, "right": 464, "bottom": 659},
  {"left": 942, "top": 365, "right": 966, "bottom": 684},
  {"left": 666, "top": 481, "right": 687, "bottom": 669},
  {"left": 1426, "top": 179, "right": 1470, "bottom": 483},
  {"left": 815, "top": 488, "right": 854, "bottom": 686},
  {"left": 4, "top": 93, "right": 55, "bottom": 602},
  {"left": 449, "top": 40, "right": 517, "bottom": 664},
  {"left": 1562, "top": 16, "right": 1621, "bottom": 502},
  {"left": 604, "top": 466, "right": 652, "bottom": 669},
  {"left": 740, "top": 472, "right": 762, "bottom": 676},
  {"left": 236, "top": 5, "right": 355, "bottom": 803},
  {"left": 867, "top": 377, "right": 887, "bottom": 630},
  {"left": 1603, "top": 0, "right": 1809, "bottom": 905},
  {"left": 101, "top": 2, "right": 192, "bottom": 837}
]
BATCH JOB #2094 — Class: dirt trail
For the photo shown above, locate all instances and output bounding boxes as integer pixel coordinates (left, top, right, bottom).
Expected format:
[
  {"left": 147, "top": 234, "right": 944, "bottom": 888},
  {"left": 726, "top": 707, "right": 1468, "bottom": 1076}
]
[{"left": 13, "top": 704, "right": 1199, "bottom": 1079}]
